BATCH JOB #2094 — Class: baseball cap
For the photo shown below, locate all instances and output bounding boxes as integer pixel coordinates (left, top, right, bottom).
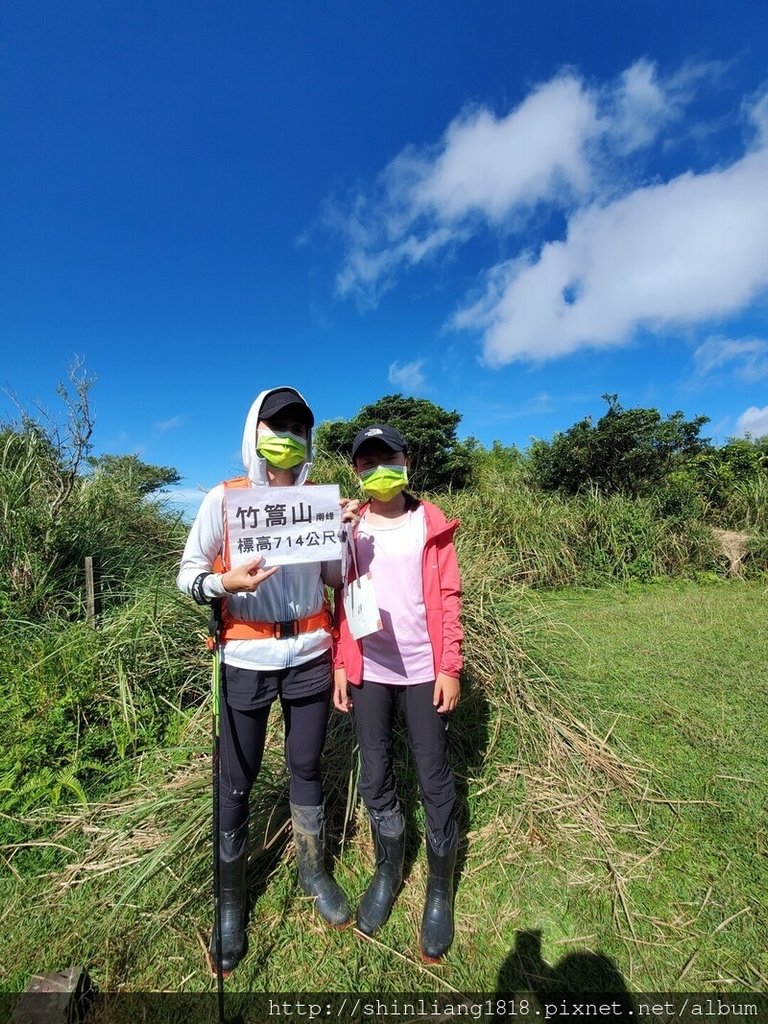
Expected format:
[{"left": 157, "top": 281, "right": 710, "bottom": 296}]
[
  {"left": 351, "top": 424, "right": 408, "bottom": 459},
  {"left": 259, "top": 388, "right": 315, "bottom": 428}
]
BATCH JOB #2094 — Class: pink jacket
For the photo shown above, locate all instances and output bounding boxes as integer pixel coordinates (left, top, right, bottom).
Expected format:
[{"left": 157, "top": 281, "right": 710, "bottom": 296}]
[{"left": 334, "top": 500, "right": 463, "bottom": 686}]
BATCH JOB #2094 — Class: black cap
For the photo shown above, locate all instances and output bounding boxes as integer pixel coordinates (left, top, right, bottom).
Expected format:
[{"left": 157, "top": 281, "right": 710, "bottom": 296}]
[
  {"left": 259, "top": 388, "right": 315, "bottom": 428},
  {"left": 351, "top": 424, "right": 408, "bottom": 459}
]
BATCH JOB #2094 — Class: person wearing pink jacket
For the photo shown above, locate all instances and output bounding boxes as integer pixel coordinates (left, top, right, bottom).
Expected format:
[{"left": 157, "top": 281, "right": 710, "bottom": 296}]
[{"left": 333, "top": 423, "right": 463, "bottom": 963}]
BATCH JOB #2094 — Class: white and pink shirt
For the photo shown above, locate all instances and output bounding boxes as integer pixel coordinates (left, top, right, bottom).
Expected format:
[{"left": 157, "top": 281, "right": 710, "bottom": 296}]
[{"left": 356, "top": 505, "right": 434, "bottom": 685}]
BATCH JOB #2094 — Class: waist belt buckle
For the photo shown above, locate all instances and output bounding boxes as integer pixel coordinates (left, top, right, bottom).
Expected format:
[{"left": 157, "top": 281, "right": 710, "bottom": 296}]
[{"left": 275, "top": 619, "right": 299, "bottom": 639}]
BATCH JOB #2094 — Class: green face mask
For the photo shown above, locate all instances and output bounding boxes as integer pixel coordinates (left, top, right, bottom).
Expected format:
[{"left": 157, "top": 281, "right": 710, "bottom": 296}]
[
  {"left": 256, "top": 429, "right": 307, "bottom": 469},
  {"left": 359, "top": 464, "right": 408, "bottom": 502}
]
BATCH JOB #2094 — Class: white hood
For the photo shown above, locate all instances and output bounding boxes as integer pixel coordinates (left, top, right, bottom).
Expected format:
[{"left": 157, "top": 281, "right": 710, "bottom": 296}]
[{"left": 241, "top": 387, "right": 313, "bottom": 486}]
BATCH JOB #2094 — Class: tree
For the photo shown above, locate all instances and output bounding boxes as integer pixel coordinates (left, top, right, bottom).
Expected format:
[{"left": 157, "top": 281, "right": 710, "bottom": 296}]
[
  {"left": 87, "top": 453, "right": 182, "bottom": 495},
  {"left": 528, "top": 394, "right": 711, "bottom": 497},
  {"left": 315, "top": 394, "right": 477, "bottom": 492},
  {"left": 0, "top": 367, "right": 184, "bottom": 616},
  {"left": 690, "top": 436, "right": 768, "bottom": 510}
]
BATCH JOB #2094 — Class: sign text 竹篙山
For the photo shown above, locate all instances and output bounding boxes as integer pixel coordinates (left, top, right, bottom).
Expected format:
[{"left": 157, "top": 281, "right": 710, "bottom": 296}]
[{"left": 225, "top": 485, "right": 342, "bottom": 567}]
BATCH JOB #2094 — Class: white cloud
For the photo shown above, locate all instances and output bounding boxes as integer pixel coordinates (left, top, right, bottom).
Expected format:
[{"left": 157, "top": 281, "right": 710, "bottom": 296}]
[
  {"left": 329, "top": 59, "right": 711, "bottom": 308},
  {"left": 694, "top": 336, "right": 768, "bottom": 381},
  {"left": 326, "top": 59, "right": 768, "bottom": 367},
  {"left": 410, "top": 74, "right": 598, "bottom": 222},
  {"left": 154, "top": 415, "right": 184, "bottom": 432},
  {"left": 454, "top": 143, "right": 768, "bottom": 364},
  {"left": 608, "top": 58, "right": 677, "bottom": 154},
  {"left": 747, "top": 85, "right": 768, "bottom": 147},
  {"left": 388, "top": 359, "right": 427, "bottom": 392},
  {"left": 607, "top": 58, "right": 727, "bottom": 155},
  {"left": 735, "top": 406, "right": 768, "bottom": 438}
]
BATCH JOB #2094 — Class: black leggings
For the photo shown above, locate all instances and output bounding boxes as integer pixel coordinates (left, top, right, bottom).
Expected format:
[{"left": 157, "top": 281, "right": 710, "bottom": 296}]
[
  {"left": 352, "top": 679, "right": 458, "bottom": 854},
  {"left": 218, "top": 675, "right": 332, "bottom": 833}
]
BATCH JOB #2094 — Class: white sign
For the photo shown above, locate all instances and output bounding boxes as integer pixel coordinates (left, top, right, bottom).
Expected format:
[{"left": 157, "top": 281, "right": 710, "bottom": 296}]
[
  {"left": 343, "top": 572, "right": 382, "bottom": 640},
  {"left": 225, "top": 485, "right": 342, "bottom": 567},
  {"left": 340, "top": 524, "right": 382, "bottom": 640}
]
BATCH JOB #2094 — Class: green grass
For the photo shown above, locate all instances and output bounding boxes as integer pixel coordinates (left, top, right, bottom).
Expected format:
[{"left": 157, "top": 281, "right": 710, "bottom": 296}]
[
  {"left": 3, "top": 389, "right": 767, "bottom": 1007},
  {"left": 528, "top": 580, "right": 768, "bottom": 990},
  {"left": 2, "top": 580, "right": 766, "bottom": 995}
]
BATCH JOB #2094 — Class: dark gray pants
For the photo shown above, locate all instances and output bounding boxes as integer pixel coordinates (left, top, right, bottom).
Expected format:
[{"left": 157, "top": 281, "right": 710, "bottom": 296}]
[
  {"left": 219, "top": 654, "right": 332, "bottom": 832},
  {"left": 352, "top": 679, "right": 458, "bottom": 854}
]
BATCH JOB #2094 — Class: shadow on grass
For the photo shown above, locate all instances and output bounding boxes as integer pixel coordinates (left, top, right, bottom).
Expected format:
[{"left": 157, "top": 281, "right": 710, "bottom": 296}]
[{"left": 496, "top": 930, "right": 635, "bottom": 1021}]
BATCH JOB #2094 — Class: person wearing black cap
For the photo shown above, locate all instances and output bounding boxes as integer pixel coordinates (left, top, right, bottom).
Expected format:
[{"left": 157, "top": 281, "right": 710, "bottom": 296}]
[
  {"left": 333, "top": 423, "right": 463, "bottom": 963},
  {"left": 178, "top": 387, "right": 352, "bottom": 974}
]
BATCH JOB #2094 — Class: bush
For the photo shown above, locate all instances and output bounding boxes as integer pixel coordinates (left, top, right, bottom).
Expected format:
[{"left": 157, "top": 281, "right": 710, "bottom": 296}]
[
  {"left": 653, "top": 468, "right": 706, "bottom": 522},
  {"left": 315, "top": 393, "right": 478, "bottom": 492},
  {"left": 529, "top": 394, "right": 710, "bottom": 498}
]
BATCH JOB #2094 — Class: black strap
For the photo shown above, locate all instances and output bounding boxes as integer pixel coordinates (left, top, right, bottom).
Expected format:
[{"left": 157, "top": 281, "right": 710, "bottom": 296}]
[
  {"left": 192, "top": 571, "right": 213, "bottom": 606},
  {"left": 208, "top": 597, "right": 223, "bottom": 647}
]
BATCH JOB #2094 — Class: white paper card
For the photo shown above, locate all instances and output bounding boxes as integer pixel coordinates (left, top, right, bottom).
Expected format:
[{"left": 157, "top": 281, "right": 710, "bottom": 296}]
[
  {"left": 343, "top": 572, "right": 382, "bottom": 640},
  {"left": 225, "top": 485, "right": 342, "bottom": 567}
]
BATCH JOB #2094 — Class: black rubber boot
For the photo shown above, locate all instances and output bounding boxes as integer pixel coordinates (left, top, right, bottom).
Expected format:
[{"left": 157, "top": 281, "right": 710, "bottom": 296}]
[
  {"left": 210, "top": 821, "right": 248, "bottom": 975},
  {"left": 357, "top": 822, "right": 405, "bottom": 936},
  {"left": 419, "top": 838, "right": 457, "bottom": 963},
  {"left": 291, "top": 803, "right": 352, "bottom": 928}
]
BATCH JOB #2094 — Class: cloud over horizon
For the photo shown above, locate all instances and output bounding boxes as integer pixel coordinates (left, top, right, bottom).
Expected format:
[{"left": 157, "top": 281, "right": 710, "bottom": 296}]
[
  {"left": 736, "top": 405, "right": 768, "bottom": 438},
  {"left": 694, "top": 336, "right": 768, "bottom": 382},
  {"left": 325, "top": 59, "right": 768, "bottom": 368},
  {"left": 388, "top": 359, "right": 427, "bottom": 392}
]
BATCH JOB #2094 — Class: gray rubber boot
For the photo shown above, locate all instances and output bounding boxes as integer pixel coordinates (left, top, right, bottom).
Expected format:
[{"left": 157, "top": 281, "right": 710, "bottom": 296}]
[
  {"left": 210, "top": 821, "right": 248, "bottom": 975},
  {"left": 291, "top": 803, "right": 352, "bottom": 928},
  {"left": 357, "top": 809, "right": 405, "bottom": 936},
  {"left": 419, "top": 837, "right": 457, "bottom": 963}
]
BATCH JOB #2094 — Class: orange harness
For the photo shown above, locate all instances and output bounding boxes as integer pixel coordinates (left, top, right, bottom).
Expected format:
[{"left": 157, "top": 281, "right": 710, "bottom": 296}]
[{"left": 208, "top": 475, "right": 333, "bottom": 648}]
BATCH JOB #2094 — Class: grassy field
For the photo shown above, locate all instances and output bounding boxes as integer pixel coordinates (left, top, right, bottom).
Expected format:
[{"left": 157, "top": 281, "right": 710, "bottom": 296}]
[
  {"left": 526, "top": 580, "right": 767, "bottom": 992},
  {"left": 2, "top": 579, "right": 765, "bottom": 998}
]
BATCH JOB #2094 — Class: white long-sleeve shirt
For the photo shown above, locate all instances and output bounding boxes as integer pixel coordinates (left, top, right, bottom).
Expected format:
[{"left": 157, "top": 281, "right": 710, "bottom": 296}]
[{"left": 176, "top": 387, "right": 341, "bottom": 671}]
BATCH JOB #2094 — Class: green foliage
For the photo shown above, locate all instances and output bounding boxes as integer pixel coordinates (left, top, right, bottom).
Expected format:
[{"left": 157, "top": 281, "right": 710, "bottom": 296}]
[
  {"left": 0, "top": 373, "right": 202, "bottom": 821},
  {"left": 653, "top": 467, "right": 706, "bottom": 522},
  {"left": 0, "top": 379, "right": 187, "bottom": 618},
  {"left": 529, "top": 393, "right": 710, "bottom": 497},
  {"left": 87, "top": 453, "right": 182, "bottom": 495},
  {"left": 470, "top": 439, "right": 526, "bottom": 489},
  {"left": 2, "top": 376, "right": 767, "bottom": 993},
  {"left": 315, "top": 393, "right": 478, "bottom": 492},
  {"left": 691, "top": 436, "right": 768, "bottom": 528},
  {"left": 0, "top": 577, "right": 206, "bottom": 818},
  {"left": 5, "top": 575, "right": 766, "bottom": 992},
  {"left": 438, "top": 477, "right": 721, "bottom": 589}
]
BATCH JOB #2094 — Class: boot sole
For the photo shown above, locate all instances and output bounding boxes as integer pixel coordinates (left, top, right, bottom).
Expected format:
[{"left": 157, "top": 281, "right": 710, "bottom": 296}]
[
  {"left": 324, "top": 915, "right": 353, "bottom": 930},
  {"left": 419, "top": 945, "right": 445, "bottom": 964},
  {"left": 354, "top": 919, "right": 381, "bottom": 938},
  {"left": 310, "top": 898, "right": 353, "bottom": 930},
  {"left": 206, "top": 949, "right": 234, "bottom": 979}
]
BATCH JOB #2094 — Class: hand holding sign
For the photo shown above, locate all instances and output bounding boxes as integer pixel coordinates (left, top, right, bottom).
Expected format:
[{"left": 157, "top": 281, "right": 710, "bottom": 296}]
[
  {"left": 226, "top": 485, "right": 342, "bottom": 568},
  {"left": 222, "top": 556, "right": 280, "bottom": 594}
]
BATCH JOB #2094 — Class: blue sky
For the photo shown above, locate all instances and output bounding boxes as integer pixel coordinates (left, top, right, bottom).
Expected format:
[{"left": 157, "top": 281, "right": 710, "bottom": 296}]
[{"left": 2, "top": 1, "right": 767, "bottom": 510}]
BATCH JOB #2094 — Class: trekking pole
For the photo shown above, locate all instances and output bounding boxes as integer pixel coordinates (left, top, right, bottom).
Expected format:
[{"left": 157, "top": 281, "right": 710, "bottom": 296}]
[{"left": 209, "top": 598, "right": 226, "bottom": 1024}]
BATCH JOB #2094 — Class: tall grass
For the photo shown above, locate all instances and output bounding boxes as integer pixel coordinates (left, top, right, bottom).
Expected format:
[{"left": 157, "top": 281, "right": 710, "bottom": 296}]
[
  {"left": 0, "top": 574, "right": 205, "bottom": 833},
  {"left": 1, "top": 465, "right": 661, "bottom": 990},
  {"left": 0, "top": 419, "right": 195, "bottom": 828},
  {"left": 720, "top": 474, "right": 768, "bottom": 531},
  {"left": 437, "top": 480, "right": 722, "bottom": 588},
  {"left": 1, "top": 441, "right": 765, "bottom": 992},
  {"left": 0, "top": 421, "right": 188, "bottom": 619}
]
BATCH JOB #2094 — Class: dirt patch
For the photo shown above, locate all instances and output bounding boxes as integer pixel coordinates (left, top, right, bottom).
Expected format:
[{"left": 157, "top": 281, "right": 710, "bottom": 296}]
[{"left": 711, "top": 528, "right": 751, "bottom": 577}]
